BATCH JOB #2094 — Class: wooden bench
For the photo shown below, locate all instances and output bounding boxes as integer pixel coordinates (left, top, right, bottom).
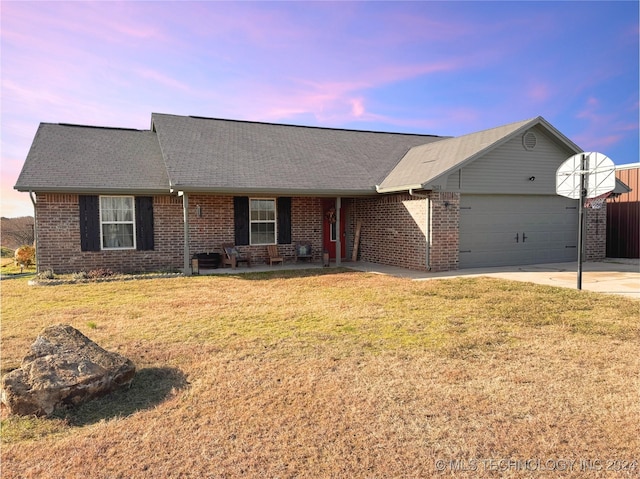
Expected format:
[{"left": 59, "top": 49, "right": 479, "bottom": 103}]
[{"left": 221, "top": 244, "right": 251, "bottom": 269}]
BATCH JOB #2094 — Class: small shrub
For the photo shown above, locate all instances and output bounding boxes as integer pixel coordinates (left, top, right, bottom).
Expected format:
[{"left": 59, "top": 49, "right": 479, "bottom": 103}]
[
  {"left": 36, "top": 269, "right": 55, "bottom": 280},
  {"left": 87, "top": 268, "right": 116, "bottom": 279},
  {"left": 14, "top": 245, "right": 36, "bottom": 270},
  {"left": 86, "top": 321, "right": 97, "bottom": 329},
  {"left": 72, "top": 271, "right": 89, "bottom": 280}
]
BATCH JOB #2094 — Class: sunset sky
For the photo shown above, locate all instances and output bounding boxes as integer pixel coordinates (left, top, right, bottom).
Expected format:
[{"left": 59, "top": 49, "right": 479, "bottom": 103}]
[{"left": 2, "top": 1, "right": 638, "bottom": 217}]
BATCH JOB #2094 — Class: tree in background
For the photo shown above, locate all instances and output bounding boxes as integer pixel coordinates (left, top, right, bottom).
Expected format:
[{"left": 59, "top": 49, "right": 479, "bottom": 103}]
[
  {"left": 14, "top": 245, "right": 36, "bottom": 272},
  {"left": 1, "top": 217, "right": 35, "bottom": 250}
]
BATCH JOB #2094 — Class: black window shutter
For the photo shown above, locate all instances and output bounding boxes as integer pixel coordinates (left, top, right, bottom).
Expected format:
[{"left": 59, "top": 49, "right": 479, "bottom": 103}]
[
  {"left": 135, "top": 196, "right": 154, "bottom": 251},
  {"left": 234, "top": 196, "right": 249, "bottom": 245},
  {"left": 277, "top": 197, "right": 292, "bottom": 244},
  {"left": 79, "top": 195, "right": 100, "bottom": 251}
]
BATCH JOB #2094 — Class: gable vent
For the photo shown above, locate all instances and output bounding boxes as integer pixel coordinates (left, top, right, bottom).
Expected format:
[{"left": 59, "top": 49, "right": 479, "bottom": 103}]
[{"left": 523, "top": 131, "right": 537, "bottom": 150}]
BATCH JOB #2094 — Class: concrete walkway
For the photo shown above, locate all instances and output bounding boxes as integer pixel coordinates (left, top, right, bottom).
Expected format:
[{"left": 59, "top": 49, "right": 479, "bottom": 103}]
[
  {"left": 350, "top": 258, "right": 640, "bottom": 299},
  {"left": 202, "top": 258, "right": 640, "bottom": 299}
]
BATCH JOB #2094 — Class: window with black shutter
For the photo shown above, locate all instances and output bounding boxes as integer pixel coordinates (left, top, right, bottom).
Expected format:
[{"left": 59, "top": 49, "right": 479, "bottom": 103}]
[
  {"left": 79, "top": 195, "right": 154, "bottom": 251},
  {"left": 79, "top": 195, "right": 100, "bottom": 252},
  {"left": 234, "top": 196, "right": 292, "bottom": 245},
  {"left": 234, "top": 196, "right": 250, "bottom": 245},
  {"left": 100, "top": 196, "right": 136, "bottom": 249},
  {"left": 277, "top": 197, "right": 292, "bottom": 244},
  {"left": 135, "top": 196, "right": 154, "bottom": 251}
]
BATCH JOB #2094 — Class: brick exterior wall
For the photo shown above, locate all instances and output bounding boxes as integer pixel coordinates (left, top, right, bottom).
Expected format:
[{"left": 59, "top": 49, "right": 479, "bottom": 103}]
[
  {"left": 36, "top": 190, "right": 599, "bottom": 275},
  {"left": 429, "top": 192, "right": 460, "bottom": 271},
  {"left": 351, "top": 192, "right": 459, "bottom": 272},
  {"left": 290, "top": 197, "right": 324, "bottom": 262},
  {"left": 350, "top": 194, "right": 427, "bottom": 270},
  {"left": 187, "top": 195, "right": 324, "bottom": 265},
  {"left": 35, "top": 193, "right": 183, "bottom": 274},
  {"left": 585, "top": 203, "right": 607, "bottom": 261},
  {"left": 34, "top": 193, "right": 327, "bottom": 273}
]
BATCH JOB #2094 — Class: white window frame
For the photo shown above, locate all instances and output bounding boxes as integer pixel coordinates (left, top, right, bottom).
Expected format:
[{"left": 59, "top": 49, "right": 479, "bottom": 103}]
[
  {"left": 249, "top": 197, "right": 277, "bottom": 245},
  {"left": 99, "top": 195, "right": 136, "bottom": 250},
  {"left": 330, "top": 222, "right": 337, "bottom": 242}
]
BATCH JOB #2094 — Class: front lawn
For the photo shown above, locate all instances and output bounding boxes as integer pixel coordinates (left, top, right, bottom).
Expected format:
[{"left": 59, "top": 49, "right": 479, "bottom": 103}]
[{"left": 1, "top": 270, "right": 638, "bottom": 478}]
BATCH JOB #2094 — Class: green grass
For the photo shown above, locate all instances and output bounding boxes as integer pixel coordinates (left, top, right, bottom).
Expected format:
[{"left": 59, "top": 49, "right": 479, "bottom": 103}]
[
  {"left": 0, "top": 256, "right": 36, "bottom": 276},
  {"left": 1, "top": 269, "right": 639, "bottom": 478}
]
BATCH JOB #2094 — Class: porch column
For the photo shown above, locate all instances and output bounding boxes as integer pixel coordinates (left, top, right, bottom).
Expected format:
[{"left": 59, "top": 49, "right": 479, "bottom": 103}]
[
  {"left": 335, "top": 196, "right": 341, "bottom": 266},
  {"left": 180, "top": 191, "right": 191, "bottom": 275}
]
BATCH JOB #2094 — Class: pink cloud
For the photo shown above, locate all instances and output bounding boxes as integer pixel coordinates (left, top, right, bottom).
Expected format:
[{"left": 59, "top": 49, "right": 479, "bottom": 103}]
[
  {"left": 350, "top": 98, "right": 366, "bottom": 118},
  {"left": 1, "top": 2, "right": 166, "bottom": 46},
  {"left": 526, "top": 82, "right": 552, "bottom": 103},
  {"left": 134, "top": 68, "right": 191, "bottom": 92},
  {"left": 0, "top": 189, "right": 33, "bottom": 218},
  {"left": 0, "top": 155, "right": 33, "bottom": 217},
  {"left": 371, "top": 60, "right": 465, "bottom": 85},
  {"left": 571, "top": 97, "right": 638, "bottom": 155}
]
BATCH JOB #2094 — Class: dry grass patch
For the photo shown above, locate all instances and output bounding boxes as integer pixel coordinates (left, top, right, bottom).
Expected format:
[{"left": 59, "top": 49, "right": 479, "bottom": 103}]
[{"left": 1, "top": 269, "right": 639, "bottom": 478}]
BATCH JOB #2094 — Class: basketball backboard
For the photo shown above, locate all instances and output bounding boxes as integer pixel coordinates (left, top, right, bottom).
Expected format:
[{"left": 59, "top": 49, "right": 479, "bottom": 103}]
[{"left": 556, "top": 152, "right": 615, "bottom": 200}]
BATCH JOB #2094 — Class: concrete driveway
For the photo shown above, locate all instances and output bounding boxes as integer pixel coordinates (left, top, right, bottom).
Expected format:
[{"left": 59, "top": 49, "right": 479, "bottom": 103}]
[{"left": 351, "top": 258, "right": 640, "bottom": 299}]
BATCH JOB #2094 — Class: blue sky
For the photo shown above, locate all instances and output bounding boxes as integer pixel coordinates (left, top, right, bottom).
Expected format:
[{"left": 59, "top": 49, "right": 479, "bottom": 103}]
[{"left": 2, "top": 1, "right": 638, "bottom": 217}]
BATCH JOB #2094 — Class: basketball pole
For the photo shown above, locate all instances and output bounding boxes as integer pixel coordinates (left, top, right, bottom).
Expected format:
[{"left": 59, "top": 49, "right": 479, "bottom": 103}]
[{"left": 577, "top": 153, "right": 587, "bottom": 290}]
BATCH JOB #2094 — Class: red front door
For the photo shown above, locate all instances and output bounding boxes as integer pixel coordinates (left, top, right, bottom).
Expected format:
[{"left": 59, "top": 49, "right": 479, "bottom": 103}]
[{"left": 322, "top": 199, "right": 346, "bottom": 260}]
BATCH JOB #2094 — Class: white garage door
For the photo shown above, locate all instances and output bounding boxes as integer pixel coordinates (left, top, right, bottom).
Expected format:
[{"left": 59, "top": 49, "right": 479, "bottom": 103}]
[{"left": 459, "top": 194, "right": 578, "bottom": 269}]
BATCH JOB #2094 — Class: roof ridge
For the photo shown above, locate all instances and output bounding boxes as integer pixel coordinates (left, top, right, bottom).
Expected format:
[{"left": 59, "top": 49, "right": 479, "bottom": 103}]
[
  {"left": 451, "top": 117, "right": 538, "bottom": 139},
  {"left": 56, "top": 123, "right": 147, "bottom": 132},
  {"left": 152, "top": 112, "right": 443, "bottom": 139}
]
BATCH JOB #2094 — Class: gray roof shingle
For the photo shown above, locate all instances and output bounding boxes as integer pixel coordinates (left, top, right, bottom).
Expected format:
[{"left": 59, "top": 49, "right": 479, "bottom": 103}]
[
  {"left": 15, "top": 123, "right": 169, "bottom": 193},
  {"left": 16, "top": 114, "right": 585, "bottom": 197},
  {"left": 151, "top": 113, "right": 445, "bottom": 195}
]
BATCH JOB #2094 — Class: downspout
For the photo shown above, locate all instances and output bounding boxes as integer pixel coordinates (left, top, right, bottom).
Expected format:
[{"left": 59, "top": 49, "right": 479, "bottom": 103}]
[
  {"left": 408, "top": 189, "right": 431, "bottom": 271},
  {"left": 180, "top": 191, "right": 191, "bottom": 276},
  {"left": 335, "top": 197, "right": 341, "bottom": 266},
  {"left": 29, "top": 190, "right": 39, "bottom": 273}
]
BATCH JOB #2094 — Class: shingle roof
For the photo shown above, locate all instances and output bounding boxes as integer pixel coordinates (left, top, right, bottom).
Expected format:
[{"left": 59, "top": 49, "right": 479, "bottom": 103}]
[
  {"left": 16, "top": 114, "right": 585, "bottom": 197},
  {"left": 14, "top": 123, "right": 169, "bottom": 193},
  {"left": 377, "top": 116, "right": 582, "bottom": 192},
  {"left": 151, "top": 113, "right": 445, "bottom": 195}
]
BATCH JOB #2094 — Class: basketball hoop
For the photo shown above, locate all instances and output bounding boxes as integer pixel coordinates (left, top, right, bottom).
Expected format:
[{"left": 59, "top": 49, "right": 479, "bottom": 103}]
[
  {"left": 584, "top": 191, "right": 612, "bottom": 209},
  {"left": 556, "top": 152, "right": 616, "bottom": 291}
]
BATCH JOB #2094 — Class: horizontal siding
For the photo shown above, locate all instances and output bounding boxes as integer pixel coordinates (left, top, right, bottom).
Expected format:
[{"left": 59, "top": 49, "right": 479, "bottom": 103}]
[
  {"left": 453, "top": 125, "right": 576, "bottom": 195},
  {"left": 611, "top": 167, "right": 639, "bottom": 203}
]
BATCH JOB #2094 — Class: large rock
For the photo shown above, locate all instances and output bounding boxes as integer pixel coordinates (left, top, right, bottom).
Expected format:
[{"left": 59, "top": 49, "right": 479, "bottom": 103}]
[{"left": 1, "top": 324, "right": 135, "bottom": 416}]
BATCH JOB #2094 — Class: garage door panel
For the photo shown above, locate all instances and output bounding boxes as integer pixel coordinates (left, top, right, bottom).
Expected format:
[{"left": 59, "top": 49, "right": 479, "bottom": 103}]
[{"left": 459, "top": 194, "right": 578, "bottom": 268}]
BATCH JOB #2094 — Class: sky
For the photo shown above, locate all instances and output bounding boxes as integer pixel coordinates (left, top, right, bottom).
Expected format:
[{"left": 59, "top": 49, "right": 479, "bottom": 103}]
[{"left": 1, "top": 1, "right": 638, "bottom": 218}]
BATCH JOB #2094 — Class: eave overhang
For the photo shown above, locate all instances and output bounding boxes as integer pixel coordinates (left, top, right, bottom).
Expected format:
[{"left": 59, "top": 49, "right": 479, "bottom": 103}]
[
  {"left": 170, "top": 185, "right": 380, "bottom": 197},
  {"left": 14, "top": 186, "right": 173, "bottom": 195}
]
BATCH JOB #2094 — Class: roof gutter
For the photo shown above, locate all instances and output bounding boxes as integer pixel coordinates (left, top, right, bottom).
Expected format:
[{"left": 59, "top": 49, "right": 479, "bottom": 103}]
[
  {"left": 375, "top": 183, "right": 423, "bottom": 194},
  {"left": 171, "top": 185, "right": 379, "bottom": 197},
  {"left": 29, "top": 190, "right": 39, "bottom": 273},
  {"left": 14, "top": 186, "right": 173, "bottom": 195}
]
